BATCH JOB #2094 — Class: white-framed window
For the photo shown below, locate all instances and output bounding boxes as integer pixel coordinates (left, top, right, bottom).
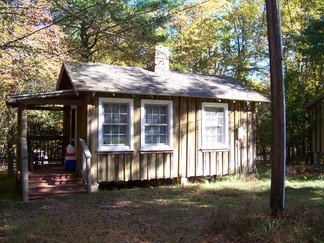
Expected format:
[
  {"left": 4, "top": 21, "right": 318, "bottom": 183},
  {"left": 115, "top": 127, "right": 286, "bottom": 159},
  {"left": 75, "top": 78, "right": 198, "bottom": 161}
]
[
  {"left": 202, "top": 102, "right": 229, "bottom": 150},
  {"left": 98, "top": 98, "right": 134, "bottom": 151},
  {"left": 141, "top": 99, "right": 173, "bottom": 151}
]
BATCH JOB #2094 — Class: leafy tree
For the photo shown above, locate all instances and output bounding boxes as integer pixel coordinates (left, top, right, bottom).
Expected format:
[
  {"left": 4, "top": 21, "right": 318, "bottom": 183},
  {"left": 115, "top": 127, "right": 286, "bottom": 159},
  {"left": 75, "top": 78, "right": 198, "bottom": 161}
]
[
  {"left": 281, "top": 0, "right": 323, "bottom": 163},
  {"left": 51, "top": 0, "right": 184, "bottom": 66},
  {"left": 169, "top": 0, "right": 268, "bottom": 84},
  {"left": 169, "top": 0, "right": 271, "bottom": 161},
  {"left": 0, "top": 0, "right": 68, "bottom": 175}
]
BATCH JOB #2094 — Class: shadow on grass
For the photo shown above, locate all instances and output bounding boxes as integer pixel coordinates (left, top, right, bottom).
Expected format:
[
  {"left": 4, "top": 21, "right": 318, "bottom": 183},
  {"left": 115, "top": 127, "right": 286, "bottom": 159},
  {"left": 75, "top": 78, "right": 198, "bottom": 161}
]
[
  {"left": 1, "top": 165, "right": 323, "bottom": 242},
  {"left": 0, "top": 173, "right": 20, "bottom": 201}
]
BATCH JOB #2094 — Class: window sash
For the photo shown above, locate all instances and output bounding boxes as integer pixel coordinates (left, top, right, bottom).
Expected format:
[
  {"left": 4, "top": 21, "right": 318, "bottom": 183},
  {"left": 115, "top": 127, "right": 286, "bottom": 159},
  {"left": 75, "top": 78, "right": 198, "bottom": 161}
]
[
  {"left": 102, "top": 103, "right": 128, "bottom": 145},
  {"left": 141, "top": 100, "right": 173, "bottom": 150},
  {"left": 202, "top": 103, "right": 228, "bottom": 149},
  {"left": 98, "top": 98, "right": 133, "bottom": 151},
  {"left": 144, "top": 104, "right": 168, "bottom": 145}
]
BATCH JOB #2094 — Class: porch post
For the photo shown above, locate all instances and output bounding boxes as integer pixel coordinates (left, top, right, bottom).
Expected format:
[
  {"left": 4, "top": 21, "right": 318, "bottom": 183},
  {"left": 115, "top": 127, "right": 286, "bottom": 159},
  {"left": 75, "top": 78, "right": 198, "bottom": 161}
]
[{"left": 18, "top": 104, "right": 29, "bottom": 202}]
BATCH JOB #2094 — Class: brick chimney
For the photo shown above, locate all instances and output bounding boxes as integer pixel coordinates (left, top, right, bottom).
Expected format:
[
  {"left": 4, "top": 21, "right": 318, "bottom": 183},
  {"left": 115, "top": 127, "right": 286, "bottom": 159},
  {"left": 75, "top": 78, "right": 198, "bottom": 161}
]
[{"left": 154, "top": 45, "right": 170, "bottom": 75}]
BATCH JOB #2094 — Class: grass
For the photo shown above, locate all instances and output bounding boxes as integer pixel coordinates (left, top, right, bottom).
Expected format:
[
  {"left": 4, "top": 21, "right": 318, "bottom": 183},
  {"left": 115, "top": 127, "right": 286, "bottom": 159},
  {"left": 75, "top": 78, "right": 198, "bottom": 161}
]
[{"left": 0, "top": 164, "right": 323, "bottom": 243}]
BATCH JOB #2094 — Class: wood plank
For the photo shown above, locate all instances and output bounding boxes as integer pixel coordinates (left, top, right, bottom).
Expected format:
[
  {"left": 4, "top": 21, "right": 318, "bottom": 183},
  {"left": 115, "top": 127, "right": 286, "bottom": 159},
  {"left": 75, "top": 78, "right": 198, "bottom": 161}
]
[
  {"left": 97, "top": 154, "right": 103, "bottom": 181},
  {"left": 157, "top": 154, "right": 163, "bottom": 179},
  {"left": 147, "top": 154, "right": 152, "bottom": 180},
  {"left": 87, "top": 95, "right": 97, "bottom": 184},
  {"left": 133, "top": 97, "right": 141, "bottom": 180},
  {"left": 229, "top": 101, "right": 236, "bottom": 174},
  {"left": 209, "top": 151, "right": 214, "bottom": 176},
  {"left": 172, "top": 97, "right": 180, "bottom": 178},
  {"left": 236, "top": 101, "right": 241, "bottom": 174},
  {"left": 179, "top": 97, "right": 188, "bottom": 177},
  {"left": 141, "top": 154, "right": 147, "bottom": 180},
  {"left": 248, "top": 102, "right": 255, "bottom": 173},
  {"left": 241, "top": 101, "right": 248, "bottom": 173},
  {"left": 187, "top": 98, "right": 196, "bottom": 177},
  {"left": 24, "top": 99, "right": 83, "bottom": 106},
  {"left": 118, "top": 154, "right": 124, "bottom": 181},
  {"left": 196, "top": 98, "right": 202, "bottom": 177}
]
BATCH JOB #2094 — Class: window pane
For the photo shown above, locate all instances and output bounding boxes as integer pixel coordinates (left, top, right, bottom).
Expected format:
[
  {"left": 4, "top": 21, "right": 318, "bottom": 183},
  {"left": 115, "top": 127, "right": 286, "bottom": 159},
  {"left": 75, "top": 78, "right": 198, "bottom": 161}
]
[
  {"left": 153, "top": 115, "right": 160, "bottom": 124},
  {"left": 160, "top": 126, "right": 166, "bottom": 134},
  {"left": 112, "top": 104, "right": 119, "bottom": 113},
  {"left": 145, "top": 135, "right": 152, "bottom": 144},
  {"left": 146, "top": 115, "right": 152, "bottom": 124},
  {"left": 160, "top": 115, "right": 167, "bottom": 123},
  {"left": 112, "top": 125, "right": 119, "bottom": 134},
  {"left": 119, "top": 125, "right": 126, "bottom": 134},
  {"left": 111, "top": 135, "right": 118, "bottom": 144},
  {"left": 120, "top": 114, "right": 127, "bottom": 123},
  {"left": 119, "top": 135, "right": 126, "bottom": 144},
  {"left": 160, "top": 106, "right": 166, "bottom": 114},
  {"left": 103, "top": 104, "right": 111, "bottom": 113},
  {"left": 153, "top": 106, "right": 160, "bottom": 114},
  {"left": 102, "top": 102, "right": 130, "bottom": 146},
  {"left": 103, "top": 135, "right": 110, "bottom": 144},
  {"left": 160, "top": 135, "right": 166, "bottom": 143},
  {"left": 143, "top": 102, "right": 170, "bottom": 146},
  {"left": 103, "top": 125, "right": 110, "bottom": 134},
  {"left": 119, "top": 104, "right": 127, "bottom": 113},
  {"left": 203, "top": 105, "right": 226, "bottom": 146},
  {"left": 146, "top": 105, "right": 152, "bottom": 114}
]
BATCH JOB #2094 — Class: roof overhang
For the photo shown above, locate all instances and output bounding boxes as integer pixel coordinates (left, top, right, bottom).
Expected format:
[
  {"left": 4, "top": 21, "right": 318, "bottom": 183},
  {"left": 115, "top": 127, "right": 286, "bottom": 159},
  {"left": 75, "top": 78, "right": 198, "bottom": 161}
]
[
  {"left": 6, "top": 90, "right": 83, "bottom": 109},
  {"left": 62, "top": 62, "right": 270, "bottom": 103},
  {"left": 305, "top": 94, "right": 324, "bottom": 109}
]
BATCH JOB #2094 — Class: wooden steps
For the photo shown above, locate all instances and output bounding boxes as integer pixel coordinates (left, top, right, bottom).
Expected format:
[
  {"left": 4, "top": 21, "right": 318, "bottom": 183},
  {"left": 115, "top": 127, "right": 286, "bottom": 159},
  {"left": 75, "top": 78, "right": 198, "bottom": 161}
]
[{"left": 28, "top": 172, "right": 87, "bottom": 200}]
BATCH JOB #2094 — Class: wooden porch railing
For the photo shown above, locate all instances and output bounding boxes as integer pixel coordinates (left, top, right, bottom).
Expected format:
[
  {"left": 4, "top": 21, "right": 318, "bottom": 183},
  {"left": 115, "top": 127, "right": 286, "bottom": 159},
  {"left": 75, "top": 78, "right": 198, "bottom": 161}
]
[
  {"left": 79, "top": 138, "right": 92, "bottom": 193},
  {"left": 27, "top": 136, "right": 66, "bottom": 171}
]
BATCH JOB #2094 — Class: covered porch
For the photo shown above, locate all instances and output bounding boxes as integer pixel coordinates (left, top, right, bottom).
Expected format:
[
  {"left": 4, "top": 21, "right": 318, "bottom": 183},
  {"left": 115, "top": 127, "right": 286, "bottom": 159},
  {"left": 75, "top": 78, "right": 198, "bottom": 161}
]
[{"left": 7, "top": 90, "right": 92, "bottom": 201}]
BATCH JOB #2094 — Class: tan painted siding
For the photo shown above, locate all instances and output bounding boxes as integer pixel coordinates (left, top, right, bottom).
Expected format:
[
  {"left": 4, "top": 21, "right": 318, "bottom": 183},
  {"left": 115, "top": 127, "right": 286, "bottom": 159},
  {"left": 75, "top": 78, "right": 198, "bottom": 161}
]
[
  {"left": 308, "top": 98, "right": 323, "bottom": 164},
  {"left": 87, "top": 94, "right": 258, "bottom": 182}
]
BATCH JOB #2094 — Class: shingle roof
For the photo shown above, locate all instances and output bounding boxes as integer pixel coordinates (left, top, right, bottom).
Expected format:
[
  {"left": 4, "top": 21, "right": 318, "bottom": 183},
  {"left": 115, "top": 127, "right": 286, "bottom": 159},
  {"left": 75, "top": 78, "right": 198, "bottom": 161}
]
[{"left": 60, "top": 62, "right": 269, "bottom": 102}]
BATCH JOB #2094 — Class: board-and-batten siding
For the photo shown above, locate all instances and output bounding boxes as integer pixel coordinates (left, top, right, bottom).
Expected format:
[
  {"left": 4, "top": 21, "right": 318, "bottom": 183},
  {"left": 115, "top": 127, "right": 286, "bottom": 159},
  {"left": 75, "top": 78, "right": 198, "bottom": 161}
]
[
  {"left": 309, "top": 97, "right": 324, "bottom": 164},
  {"left": 92, "top": 94, "right": 257, "bottom": 182}
]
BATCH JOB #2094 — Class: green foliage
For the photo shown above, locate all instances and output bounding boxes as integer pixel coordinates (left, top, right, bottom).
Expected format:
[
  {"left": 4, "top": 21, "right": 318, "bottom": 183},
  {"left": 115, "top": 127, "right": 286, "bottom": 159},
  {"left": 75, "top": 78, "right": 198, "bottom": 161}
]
[
  {"left": 169, "top": 0, "right": 268, "bottom": 84},
  {"left": 281, "top": 0, "right": 324, "bottom": 163},
  {"left": 52, "top": 0, "right": 184, "bottom": 66},
  {"left": 0, "top": 0, "right": 322, "bottom": 166},
  {"left": 27, "top": 111, "right": 63, "bottom": 136},
  {"left": 0, "top": 0, "right": 69, "bottom": 161},
  {"left": 300, "top": 17, "right": 324, "bottom": 62}
]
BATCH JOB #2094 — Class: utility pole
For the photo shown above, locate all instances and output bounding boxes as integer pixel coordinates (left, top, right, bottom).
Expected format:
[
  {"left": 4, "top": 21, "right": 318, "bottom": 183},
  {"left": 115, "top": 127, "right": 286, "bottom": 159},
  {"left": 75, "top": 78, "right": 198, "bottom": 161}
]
[{"left": 265, "top": 0, "right": 286, "bottom": 218}]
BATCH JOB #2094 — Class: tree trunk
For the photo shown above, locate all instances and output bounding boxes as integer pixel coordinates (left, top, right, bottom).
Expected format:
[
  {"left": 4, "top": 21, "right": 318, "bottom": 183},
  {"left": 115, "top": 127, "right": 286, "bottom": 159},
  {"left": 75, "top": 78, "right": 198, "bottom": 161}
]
[{"left": 265, "top": 0, "right": 286, "bottom": 218}]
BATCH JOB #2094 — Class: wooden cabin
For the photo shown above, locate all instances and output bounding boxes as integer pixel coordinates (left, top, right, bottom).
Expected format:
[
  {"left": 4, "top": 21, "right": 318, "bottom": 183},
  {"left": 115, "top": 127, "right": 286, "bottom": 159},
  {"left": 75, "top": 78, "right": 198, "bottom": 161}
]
[
  {"left": 305, "top": 94, "right": 324, "bottom": 164},
  {"left": 7, "top": 46, "right": 269, "bottom": 201}
]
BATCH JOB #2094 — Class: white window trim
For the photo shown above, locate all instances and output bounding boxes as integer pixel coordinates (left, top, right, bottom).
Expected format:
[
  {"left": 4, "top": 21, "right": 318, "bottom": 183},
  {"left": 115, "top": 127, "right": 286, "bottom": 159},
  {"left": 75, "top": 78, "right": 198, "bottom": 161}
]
[
  {"left": 141, "top": 99, "right": 173, "bottom": 151},
  {"left": 201, "top": 102, "right": 229, "bottom": 150},
  {"left": 98, "top": 98, "right": 134, "bottom": 151}
]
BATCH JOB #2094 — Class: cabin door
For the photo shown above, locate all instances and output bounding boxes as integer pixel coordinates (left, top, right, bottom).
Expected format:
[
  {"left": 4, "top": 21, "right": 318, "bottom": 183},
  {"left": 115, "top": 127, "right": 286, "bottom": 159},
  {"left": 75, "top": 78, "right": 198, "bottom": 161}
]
[{"left": 70, "top": 106, "right": 77, "bottom": 147}]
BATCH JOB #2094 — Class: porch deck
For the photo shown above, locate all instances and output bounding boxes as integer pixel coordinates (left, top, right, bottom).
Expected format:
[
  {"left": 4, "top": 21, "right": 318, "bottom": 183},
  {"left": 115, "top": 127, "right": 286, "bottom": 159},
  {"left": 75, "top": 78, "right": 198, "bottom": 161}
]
[{"left": 28, "top": 171, "right": 86, "bottom": 200}]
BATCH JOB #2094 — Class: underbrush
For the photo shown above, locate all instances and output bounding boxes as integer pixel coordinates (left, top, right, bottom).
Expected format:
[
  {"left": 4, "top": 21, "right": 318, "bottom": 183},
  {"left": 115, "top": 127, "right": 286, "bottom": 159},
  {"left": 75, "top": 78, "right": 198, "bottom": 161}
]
[
  {"left": 0, "top": 172, "right": 20, "bottom": 201},
  {"left": 208, "top": 199, "right": 323, "bottom": 242}
]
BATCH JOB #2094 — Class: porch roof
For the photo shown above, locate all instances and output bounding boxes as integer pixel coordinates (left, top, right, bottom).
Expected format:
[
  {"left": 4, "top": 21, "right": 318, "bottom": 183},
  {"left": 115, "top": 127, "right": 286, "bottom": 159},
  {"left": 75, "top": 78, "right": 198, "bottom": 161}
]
[
  {"left": 58, "top": 62, "right": 270, "bottom": 102},
  {"left": 6, "top": 89, "right": 83, "bottom": 109}
]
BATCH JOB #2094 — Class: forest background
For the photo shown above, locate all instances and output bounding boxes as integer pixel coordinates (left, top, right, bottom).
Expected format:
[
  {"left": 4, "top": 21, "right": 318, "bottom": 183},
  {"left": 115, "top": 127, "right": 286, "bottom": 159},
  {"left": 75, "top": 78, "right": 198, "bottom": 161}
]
[{"left": 0, "top": 0, "right": 323, "bottom": 169}]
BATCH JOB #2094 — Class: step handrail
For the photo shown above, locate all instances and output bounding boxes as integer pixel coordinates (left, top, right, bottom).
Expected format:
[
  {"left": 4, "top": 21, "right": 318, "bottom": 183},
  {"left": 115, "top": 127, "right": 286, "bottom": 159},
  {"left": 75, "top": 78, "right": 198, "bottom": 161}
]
[{"left": 79, "top": 138, "right": 92, "bottom": 193}]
